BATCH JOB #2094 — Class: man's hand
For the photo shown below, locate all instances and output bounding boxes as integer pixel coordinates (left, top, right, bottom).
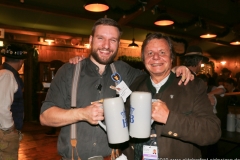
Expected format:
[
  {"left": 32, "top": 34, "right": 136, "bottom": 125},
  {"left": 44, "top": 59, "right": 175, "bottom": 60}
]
[
  {"left": 152, "top": 99, "right": 169, "bottom": 124},
  {"left": 172, "top": 66, "right": 194, "bottom": 85},
  {"left": 80, "top": 102, "right": 104, "bottom": 125},
  {"left": 69, "top": 55, "right": 85, "bottom": 64}
]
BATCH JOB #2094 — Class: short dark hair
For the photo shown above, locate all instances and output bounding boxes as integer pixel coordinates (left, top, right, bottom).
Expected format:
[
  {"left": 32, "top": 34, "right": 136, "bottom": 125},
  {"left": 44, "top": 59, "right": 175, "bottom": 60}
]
[
  {"left": 182, "top": 56, "right": 203, "bottom": 67},
  {"left": 141, "top": 33, "right": 175, "bottom": 62},
  {"left": 91, "top": 18, "right": 123, "bottom": 40}
]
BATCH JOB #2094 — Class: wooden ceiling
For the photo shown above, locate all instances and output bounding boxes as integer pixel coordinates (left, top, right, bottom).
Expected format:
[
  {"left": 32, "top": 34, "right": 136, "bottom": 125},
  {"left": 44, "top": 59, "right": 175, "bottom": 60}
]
[{"left": 0, "top": 0, "right": 240, "bottom": 59}]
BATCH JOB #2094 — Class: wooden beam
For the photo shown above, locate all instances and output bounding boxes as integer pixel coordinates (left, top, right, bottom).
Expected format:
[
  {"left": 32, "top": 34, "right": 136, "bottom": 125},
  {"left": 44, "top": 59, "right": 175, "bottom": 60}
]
[{"left": 118, "top": 0, "right": 162, "bottom": 26}]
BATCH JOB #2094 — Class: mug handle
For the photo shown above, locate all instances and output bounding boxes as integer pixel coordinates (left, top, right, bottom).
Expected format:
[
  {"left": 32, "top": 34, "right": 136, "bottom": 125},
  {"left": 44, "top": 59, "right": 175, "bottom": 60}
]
[
  {"left": 98, "top": 121, "right": 106, "bottom": 131},
  {"left": 98, "top": 104, "right": 106, "bottom": 131}
]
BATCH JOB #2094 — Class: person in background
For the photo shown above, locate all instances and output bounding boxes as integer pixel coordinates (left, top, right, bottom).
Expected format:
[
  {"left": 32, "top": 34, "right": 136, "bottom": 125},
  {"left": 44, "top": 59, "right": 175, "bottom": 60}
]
[
  {"left": 124, "top": 33, "right": 221, "bottom": 159},
  {"left": 220, "top": 68, "right": 232, "bottom": 80},
  {"left": 217, "top": 77, "right": 225, "bottom": 86},
  {"left": 224, "top": 77, "right": 240, "bottom": 106},
  {"left": 0, "top": 44, "right": 27, "bottom": 141},
  {"left": 197, "top": 74, "right": 226, "bottom": 113},
  {"left": 224, "top": 78, "right": 239, "bottom": 93},
  {"left": 181, "top": 45, "right": 209, "bottom": 76},
  {"left": 0, "top": 69, "right": 19, "bottom": 159},
  {"left": 235, "top": 72, "right": 240, "bottom": 91},
  {"left": 40, "top": 18, "right": 193, "bottom": 160}
]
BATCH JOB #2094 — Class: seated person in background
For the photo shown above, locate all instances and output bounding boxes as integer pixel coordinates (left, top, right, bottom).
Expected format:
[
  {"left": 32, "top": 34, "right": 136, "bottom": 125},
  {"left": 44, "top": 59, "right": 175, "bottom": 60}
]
[
  {"left": 224, "top": 78, "right": 240, "bottom": 106},
  {"left": 197, "top": 74, "right": 226, "bottom": 114},
  {"left": 224, "top": 78, "right": 239, "bottom": 93}
]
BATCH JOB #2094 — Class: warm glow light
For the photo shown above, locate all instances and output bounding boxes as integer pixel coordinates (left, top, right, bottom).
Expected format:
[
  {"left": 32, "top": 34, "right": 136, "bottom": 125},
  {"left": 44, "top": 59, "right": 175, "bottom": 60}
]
[
  {"left": 128, "top": 45, "right": 138, "bottom": 48},
  {"left": 230, "top": 41, "right": 240, "bottom": 45},
  {"left": 0, "top": 41, "right": 3, "bottom": 46},
  {"left": 200, "top": 33, "right": 217, "bottom": 38},
  {"left": 221, "top": 61, "right": 226, "bottom": 65},
  {"left": 84, "top": 3, "right": 109, "bottom": 12},
  {"left": 45, "top": 39, "right": 55, "bottom": 45},
  {"left": 201, "top": 64, "right": 205, "bottom": 67},
  {"left": 84, "top": 43, "right": 90, "bottom": 48},
  {"left": 154, "top": 20, "right": 174, "bottom": 26}
]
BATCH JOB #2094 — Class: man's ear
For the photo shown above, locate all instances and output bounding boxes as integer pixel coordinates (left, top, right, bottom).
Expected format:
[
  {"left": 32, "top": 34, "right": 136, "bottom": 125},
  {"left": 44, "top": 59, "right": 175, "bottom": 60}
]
[{"left": 89, "top": 35, "right": 92, "bottom": 45}]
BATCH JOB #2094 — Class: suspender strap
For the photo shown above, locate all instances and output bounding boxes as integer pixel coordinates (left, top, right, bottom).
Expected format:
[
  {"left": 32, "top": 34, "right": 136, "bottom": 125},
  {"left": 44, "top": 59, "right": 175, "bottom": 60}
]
[{"left": 70, "top": 62, "right": 82, "bottom": 160}]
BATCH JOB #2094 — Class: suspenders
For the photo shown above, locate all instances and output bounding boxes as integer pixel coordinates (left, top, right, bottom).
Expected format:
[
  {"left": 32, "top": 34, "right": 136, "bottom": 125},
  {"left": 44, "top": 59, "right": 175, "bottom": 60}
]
[
  {"left": 70, "top": 61, "right": 82, "bottom": 160},
  {"left": 70, "top": 62, "right": 118, "bottom": 160}
]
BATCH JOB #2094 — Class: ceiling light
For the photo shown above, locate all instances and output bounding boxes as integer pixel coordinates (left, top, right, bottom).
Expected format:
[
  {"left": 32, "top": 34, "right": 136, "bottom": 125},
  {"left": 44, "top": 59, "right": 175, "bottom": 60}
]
[
  {"left": 200, "top": 27, "right": 217, "bottom": 38},
  {"left": 128, "top": 38, "right": 139, "bottom": 48},
  {"left": 154, "top": 14, "right": 174, "bottom": 26},
  {"left": 230, "top": 37, "right": 240, "bottom": 45},
  {"left": 128, "top": 28, "right": 138, "bottom": 48},
  {"left": 200, "top": 32, "right": 217, "bottom": 38},
  {"left": 230, "top": 41, "right": 240, "bottom": 45},
  {"left": 84, "top": 0, "right": 109, "bottom": 12}
]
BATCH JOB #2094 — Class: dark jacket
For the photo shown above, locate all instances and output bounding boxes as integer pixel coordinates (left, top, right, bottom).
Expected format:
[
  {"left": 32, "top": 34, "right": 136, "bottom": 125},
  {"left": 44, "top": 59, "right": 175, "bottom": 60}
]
[{"left": 124, "top": 72, "right": 221, "bottom": 159}]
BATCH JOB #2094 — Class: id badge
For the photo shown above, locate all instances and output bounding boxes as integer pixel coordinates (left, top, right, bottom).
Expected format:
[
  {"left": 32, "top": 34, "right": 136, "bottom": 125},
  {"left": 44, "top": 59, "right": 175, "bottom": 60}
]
[
  {"left": 143, "top": 145, "right": 158, "bottom": 160},
  {"left": 115, "top": 81, "right": 132, "bottom": 102}
]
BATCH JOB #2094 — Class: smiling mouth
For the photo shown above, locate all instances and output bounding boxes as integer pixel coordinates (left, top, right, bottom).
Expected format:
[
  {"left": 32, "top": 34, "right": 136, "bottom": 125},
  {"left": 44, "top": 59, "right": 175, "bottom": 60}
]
[
  {"left": 151, "top": 63, "right": 163, "bottom": 67},
  {"left": 99, "top": 49, "right": 112, "bottom": 56}
]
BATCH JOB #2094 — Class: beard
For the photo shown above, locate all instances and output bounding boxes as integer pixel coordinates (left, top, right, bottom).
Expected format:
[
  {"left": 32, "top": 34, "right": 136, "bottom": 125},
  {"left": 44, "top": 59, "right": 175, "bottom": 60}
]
[{"left": 91, "top": 47, "right": 118, "bottom": 65}]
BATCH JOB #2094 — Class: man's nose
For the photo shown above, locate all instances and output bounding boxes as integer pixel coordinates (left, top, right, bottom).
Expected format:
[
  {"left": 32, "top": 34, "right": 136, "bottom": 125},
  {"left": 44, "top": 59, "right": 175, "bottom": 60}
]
[
  {"left": 102, "top": 39, "right": 110, "bottom": 49},
  {"left": 152, "top": 52, "right": 162, "bottom": 60}
]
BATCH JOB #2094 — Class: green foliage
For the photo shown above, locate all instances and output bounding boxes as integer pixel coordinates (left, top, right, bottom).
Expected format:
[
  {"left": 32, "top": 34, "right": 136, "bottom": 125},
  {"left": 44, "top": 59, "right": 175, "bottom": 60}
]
[{"left": 118, "top": 56, "right": 145, "bottom": 70}]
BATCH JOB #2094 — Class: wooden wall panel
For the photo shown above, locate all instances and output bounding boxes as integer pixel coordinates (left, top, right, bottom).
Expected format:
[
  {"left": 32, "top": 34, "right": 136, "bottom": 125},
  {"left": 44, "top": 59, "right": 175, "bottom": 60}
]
[{"left": 37, "top": 44, "right": 142, "bottom": 62}]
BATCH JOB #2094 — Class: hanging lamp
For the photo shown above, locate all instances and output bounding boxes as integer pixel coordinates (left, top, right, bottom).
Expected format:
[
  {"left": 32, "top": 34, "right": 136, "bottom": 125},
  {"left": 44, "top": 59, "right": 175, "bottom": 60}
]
[
  {"left": 154, "top": 14, "right": 174, "bottom": 26},
  {"left": 128, "top": 28, "right": 138, "bottom": 48},
  {"left": 84, "top": 0, "right": 109, "bottom": 12},
  {"left": 230, "top": 36, "right": 240, "bottom": 45},
  {"left": 200, "top": 32, "right": 217, "bottom": 38},
  {"left": 200, "top": 25, "right": 217, "bottom": 38}
]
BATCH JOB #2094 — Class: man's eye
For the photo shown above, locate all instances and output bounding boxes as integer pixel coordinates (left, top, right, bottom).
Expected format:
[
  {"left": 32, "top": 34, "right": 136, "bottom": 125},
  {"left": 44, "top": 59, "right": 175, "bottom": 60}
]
[
  {"left": 111, "top": 39, "right": 117, "bottom": 43},
  {"left": 148, "top": 52, "right": 153, "bottom": 56},
  {"left": 160, "top": 51, "right": 165, "bottom": 55}
]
